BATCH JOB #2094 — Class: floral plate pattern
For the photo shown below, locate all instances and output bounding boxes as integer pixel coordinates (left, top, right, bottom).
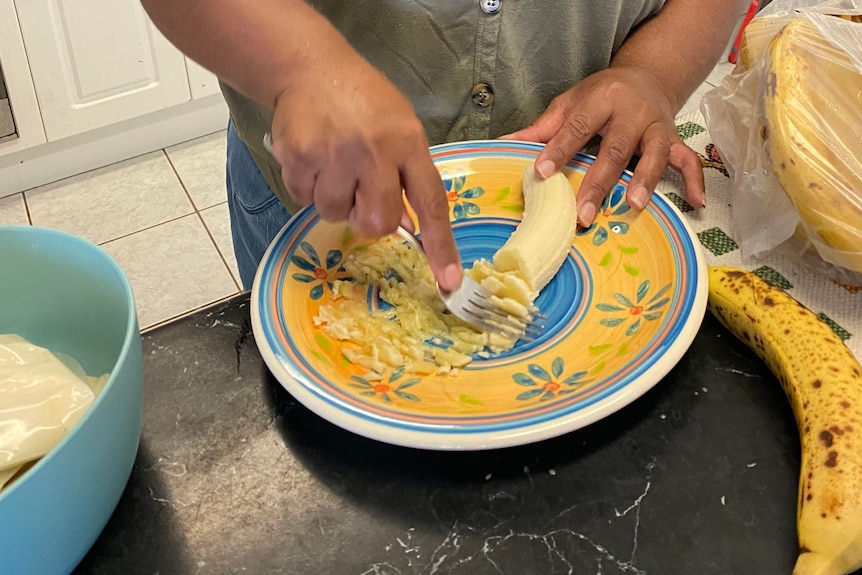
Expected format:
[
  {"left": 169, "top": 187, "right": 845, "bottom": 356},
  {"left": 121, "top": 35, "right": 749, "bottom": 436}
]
[{"left": 251, "top": 141, "right": 708, "bottom": 450}]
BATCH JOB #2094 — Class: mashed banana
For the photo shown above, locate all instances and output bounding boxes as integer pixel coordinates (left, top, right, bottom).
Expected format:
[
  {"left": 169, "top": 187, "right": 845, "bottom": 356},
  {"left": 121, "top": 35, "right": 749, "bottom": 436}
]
[{"left": 313, "top": 237, "right": 517, "bottom": 376}]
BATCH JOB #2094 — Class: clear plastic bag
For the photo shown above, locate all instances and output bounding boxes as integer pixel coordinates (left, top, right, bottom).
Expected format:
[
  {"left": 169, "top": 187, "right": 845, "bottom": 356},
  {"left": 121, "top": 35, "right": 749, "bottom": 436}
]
[
  {"left": 701, "top": 0, "right": 862, "bottom": 279},
  {"left": 0, "top": 335, "right": 107, "bottom": 491}
]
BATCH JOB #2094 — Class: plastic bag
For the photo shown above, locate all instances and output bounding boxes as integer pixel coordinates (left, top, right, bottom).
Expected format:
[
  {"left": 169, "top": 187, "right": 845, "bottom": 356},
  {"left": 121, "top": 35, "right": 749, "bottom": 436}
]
[
  {"left": 0, "top": 334, "right": 107, "bottom": 491},
  {"left": 701, "top": 0, "right": 862, "bottom": 279}
]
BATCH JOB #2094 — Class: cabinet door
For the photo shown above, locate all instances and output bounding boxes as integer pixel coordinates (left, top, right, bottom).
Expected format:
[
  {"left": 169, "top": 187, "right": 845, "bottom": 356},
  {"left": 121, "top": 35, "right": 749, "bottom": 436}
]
[
  {"left": 185, "top": 58, "right": 223, "bottom": 100},
  {"left": 0, "top": 0, "right": 46, "bottom": 153},
  {"left": 15, "top": 0, "right": 191, "bottom": 141}
]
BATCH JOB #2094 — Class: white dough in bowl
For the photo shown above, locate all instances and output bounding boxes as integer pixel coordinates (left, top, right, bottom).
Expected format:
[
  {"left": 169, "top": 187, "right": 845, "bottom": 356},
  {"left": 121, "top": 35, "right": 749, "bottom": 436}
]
[{"left": 0, "top": 334, "right": 96, "bottom": 478}]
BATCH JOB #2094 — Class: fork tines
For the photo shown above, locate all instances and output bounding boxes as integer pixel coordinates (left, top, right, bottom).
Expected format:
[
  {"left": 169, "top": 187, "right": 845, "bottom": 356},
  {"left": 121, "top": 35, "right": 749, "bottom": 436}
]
[{"left": 466, "top": 294, "right": 545, "bottom": 342}]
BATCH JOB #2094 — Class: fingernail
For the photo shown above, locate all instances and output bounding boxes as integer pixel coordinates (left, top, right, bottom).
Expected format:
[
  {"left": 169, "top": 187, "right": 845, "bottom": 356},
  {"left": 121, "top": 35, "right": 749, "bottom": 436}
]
[
  {"left": 442, "top": 263, "right": 463, "bottom": 292},
  {"left": 498, "top": 132, "right": 515, "bottom": 140},
  {"left": 629, "top": 184, "right": 649, "bottom": 210},
  {"left": 701, "top": 197, "right": 707, "bottom": 209},
  {"left": 536, "top": 160, "right": 556, "bottom": 180},
  {"left": 579, "top": 202, "right": 597, "bottom": 227}
]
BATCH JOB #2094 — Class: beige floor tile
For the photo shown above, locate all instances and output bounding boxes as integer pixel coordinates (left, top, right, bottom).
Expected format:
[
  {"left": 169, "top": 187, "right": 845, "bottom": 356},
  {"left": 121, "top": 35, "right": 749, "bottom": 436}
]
[
  {"left": 0, "top": 193, "right": 28, "bottom": 226},
  {"left": 26, "top": 151, "right": 193, "bottom": 245},
  {"left": 101, "top": 214, "right": 239, "bottom": 329},
  {"left": 165, "top": 131, "right": 227, "bottom": 210},
  {"left": 200, "top": 202, "right": 241, "bottom": 288}
]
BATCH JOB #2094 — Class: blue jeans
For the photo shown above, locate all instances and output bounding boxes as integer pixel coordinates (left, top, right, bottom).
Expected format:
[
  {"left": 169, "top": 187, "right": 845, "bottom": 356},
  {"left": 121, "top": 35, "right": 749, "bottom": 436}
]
[{"left": 226, "top": 121, "right": 291, "bottom": 290}]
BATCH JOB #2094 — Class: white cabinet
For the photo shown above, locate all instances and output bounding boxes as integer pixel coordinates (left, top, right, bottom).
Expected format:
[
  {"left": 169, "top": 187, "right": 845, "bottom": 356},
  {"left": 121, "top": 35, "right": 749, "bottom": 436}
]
[
  {"left": 186, "top": 59, "right": 223, "bottom": 100},
  {"left": 14, "top": 0, "right": 192, "bottom": 141},
  {"left": 0, "top": 0, "right": 228, "bottom": 196},
  {"left": 0, "top": 0, "right": 46, "bottom": 152}
]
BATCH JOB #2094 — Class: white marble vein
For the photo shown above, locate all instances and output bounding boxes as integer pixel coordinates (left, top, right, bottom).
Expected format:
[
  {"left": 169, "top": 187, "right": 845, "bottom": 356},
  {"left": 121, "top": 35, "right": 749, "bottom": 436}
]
[{"left": 366, "top": 458, "right": 659, "bottom": 575}]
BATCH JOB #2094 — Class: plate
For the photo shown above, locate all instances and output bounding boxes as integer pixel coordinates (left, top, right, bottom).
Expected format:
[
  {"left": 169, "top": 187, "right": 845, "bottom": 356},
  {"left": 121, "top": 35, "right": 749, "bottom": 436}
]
[{"left": 251, "top": 141, "right": 708, "bottom": 450}]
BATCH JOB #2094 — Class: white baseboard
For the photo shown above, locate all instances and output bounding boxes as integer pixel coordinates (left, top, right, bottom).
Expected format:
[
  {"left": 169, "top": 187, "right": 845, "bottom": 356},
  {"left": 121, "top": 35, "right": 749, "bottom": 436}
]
[{"left": 0, "top": 95, "right": 229, "bottom": 197}]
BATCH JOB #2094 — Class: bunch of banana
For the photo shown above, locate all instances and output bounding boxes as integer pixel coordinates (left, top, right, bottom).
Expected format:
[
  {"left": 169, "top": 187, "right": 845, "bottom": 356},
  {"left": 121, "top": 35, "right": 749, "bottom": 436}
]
[
  {"left": 761, "top": 16, "right": 862, "bottom": 273},
  {"left": 707, "top": 265, "right": 862, "bottom": 575},
  {"left": 738, "top": 13, "right": 787, "bottom": 71}
]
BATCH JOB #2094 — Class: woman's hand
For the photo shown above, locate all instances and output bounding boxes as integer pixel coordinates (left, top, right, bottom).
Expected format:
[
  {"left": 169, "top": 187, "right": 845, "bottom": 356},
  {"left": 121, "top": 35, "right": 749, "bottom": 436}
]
[
  {"left": 268, "top": 53, "right": 462, "bottom": 292},
  {"left": 505, "top": 66, "right": 705, "bottom": 226}
]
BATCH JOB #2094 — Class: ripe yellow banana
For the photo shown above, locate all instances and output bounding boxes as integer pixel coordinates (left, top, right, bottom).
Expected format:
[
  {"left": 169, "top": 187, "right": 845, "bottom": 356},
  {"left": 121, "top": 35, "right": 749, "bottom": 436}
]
[
  {"left": 762, "top": 16, "right": 862, "bottom": 273},
  {"left": 738, "top": 14, "right": 788, "bottom": 71},
  {"left": 467, "top": 164, "right": 578, "bottom": 312},
  {"left": 707, "top": 266, "right": 862, "bottom": 575}
]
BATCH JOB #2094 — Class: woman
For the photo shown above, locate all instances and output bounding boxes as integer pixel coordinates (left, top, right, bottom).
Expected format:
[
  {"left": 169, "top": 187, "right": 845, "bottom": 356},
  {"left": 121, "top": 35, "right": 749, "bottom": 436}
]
[{"left": 142, "top": 0, "right": 742, "bottom": 289}]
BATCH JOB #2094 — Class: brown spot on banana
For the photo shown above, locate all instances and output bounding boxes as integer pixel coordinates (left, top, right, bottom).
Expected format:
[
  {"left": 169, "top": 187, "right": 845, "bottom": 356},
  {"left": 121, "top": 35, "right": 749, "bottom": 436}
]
[
  {"left": 820, "top": 430, "right": 835, "bottom": 447},
  {"left": 825, "top": 451, "right": 839, "bottom": 468}
]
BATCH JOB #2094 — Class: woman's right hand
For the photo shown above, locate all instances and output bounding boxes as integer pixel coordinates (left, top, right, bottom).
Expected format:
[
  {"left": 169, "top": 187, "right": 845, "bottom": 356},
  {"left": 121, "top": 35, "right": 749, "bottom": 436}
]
[{"left": 268, "top": 52, "right": 463, "bottom": 292}]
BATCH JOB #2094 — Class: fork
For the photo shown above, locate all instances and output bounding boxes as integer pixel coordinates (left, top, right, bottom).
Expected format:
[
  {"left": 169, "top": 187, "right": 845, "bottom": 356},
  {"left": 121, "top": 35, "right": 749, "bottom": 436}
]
[
  {"left": 261, "top": 132, "right": 543, "bottom": 340},
  {"left": 394, "top": 227, "right": 544, "bottom": 340}
]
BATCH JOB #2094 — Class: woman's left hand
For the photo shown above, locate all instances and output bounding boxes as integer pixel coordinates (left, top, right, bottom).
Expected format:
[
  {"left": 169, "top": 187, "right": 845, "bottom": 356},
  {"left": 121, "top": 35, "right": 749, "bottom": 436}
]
[{"left": 504, "top": 66, "right": 705, "bottom": 227}]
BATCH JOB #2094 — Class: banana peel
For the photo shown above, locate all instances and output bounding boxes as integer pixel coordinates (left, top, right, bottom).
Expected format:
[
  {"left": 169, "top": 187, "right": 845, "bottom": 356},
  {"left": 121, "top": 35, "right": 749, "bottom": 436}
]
[{"left": 707, "top": 266, "right": 862, "bottom": 575}]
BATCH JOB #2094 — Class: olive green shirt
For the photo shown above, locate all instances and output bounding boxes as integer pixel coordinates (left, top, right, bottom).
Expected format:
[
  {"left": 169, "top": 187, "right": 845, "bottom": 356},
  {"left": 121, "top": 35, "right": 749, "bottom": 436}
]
[{"left": 221, "top": 0, "right": 666, "bottom": 212}]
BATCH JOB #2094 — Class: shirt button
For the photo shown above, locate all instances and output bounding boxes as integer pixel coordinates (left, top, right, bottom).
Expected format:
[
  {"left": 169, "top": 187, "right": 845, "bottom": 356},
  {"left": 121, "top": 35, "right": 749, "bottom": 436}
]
[
  {"left": 480, "top": 0, "right": 501, "bottom": 14},
  {"left": 471, "top": 83, "right": 494, "bottom": 108}
]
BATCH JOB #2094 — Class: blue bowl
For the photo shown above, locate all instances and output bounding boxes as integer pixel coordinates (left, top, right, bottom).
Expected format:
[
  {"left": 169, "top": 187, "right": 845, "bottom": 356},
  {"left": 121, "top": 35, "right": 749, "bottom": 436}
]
[{"left": 0, "top": 226, "right": 142, "bottom": 574}]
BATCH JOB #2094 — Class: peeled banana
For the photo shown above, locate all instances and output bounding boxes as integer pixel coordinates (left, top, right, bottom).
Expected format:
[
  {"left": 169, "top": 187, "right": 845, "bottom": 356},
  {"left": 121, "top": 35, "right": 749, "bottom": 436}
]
[
  {"left": 707, "top": 265, "right": 862, "bottom": 575},
  {"left": 467, "top": 164, "right": 578, "bottom": 314},
  {"left": 494, "top": 165, "right": 579, "bottom": 297},
  {"left": 762, "top": 16, "right": 862, "bottom": 273}
]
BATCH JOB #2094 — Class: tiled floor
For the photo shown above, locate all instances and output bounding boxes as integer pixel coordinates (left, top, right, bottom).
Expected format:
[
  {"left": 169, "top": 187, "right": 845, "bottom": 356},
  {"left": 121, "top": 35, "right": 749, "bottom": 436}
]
[
  {"left": 2, "top": 130, "right": 241, "bottom": 331},
  {"left": 1, "top": 59, "right": 734, "bottom": 332}
]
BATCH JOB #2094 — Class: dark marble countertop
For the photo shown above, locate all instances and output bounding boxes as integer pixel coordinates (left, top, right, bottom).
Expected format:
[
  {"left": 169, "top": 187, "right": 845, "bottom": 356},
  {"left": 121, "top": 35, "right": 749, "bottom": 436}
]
[{"left": 73, "top": 292, "right": 827, "bottom": 575}]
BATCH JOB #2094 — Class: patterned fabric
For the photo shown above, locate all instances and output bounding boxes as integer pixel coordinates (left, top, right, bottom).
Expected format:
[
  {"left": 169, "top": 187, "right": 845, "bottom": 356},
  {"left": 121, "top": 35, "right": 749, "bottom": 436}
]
[{"left": 664, "top": 110, "right": 862, "bottom": 361}]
